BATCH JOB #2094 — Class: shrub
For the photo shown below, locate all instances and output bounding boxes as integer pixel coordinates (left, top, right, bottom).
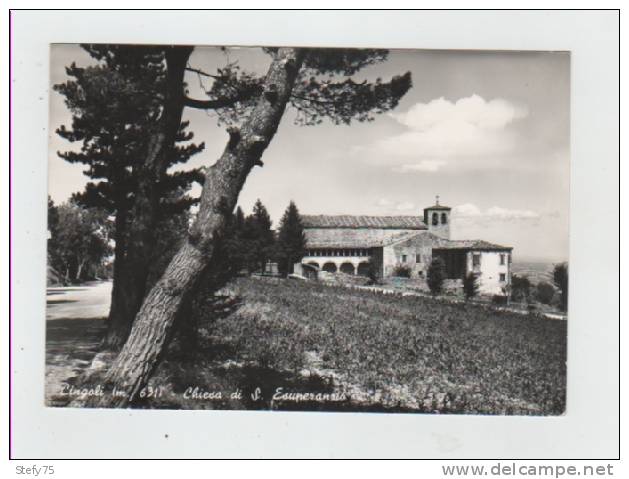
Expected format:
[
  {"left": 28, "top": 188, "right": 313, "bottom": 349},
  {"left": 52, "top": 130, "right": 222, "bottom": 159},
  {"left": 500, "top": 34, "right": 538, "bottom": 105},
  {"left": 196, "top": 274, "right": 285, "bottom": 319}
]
[
  {"left": 552, "top": 263, "right": 568, "bottom": 312},
  {"left": 364, "top": 261, "right": 379, "bottom": 285},
  {"left": 536, "top": 281, "right": 555, "bottom": 305},
  {"left": 392, "top": 264, "right": 412, "bottom": 278},
  {"left": 427, "top": 257, "right": 446, "bottom": 295},
  {"left": 511, "top": 274, "right": 531, "bottom": 303},
  {"left": 492, "top": 295, "right": 508, "bottom": 305},
  {"left": 463, "top": 273, "right": 479, "bottom": 300}
]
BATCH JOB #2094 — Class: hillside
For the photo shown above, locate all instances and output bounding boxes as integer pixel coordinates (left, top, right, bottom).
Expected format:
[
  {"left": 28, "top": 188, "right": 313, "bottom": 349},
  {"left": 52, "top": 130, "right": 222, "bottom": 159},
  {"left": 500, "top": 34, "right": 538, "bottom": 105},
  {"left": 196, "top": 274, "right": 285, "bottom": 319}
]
[
  {"left": 47, "top": 277, "right": 567, "bottom": 414},
  {"left": 152, "top": 277, "right": 566, "bottom": 414}
]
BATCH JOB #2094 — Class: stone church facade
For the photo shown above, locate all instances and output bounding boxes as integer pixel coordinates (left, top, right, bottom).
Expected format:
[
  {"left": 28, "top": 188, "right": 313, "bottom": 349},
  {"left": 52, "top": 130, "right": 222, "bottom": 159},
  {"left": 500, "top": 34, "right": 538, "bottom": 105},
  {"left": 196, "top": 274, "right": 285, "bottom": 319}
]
[{"left": 298, "top": 199, "right": 513, "bottom": 296}]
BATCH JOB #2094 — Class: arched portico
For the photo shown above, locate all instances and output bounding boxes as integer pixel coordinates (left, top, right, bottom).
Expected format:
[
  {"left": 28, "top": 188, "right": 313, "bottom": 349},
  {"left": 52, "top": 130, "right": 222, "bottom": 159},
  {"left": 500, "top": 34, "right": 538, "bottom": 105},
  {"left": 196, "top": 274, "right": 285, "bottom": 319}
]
[
  {"left": 322, "top": 262, "right": 337, "bottom": 273},
  {"left": 301, "top": 249, "right": 374, "bottom": 277},
  {"left": 357, "top": 262, "right": 371, "bottom": 277},
  {"left": 340, "top": 262, "right": 355, "bottom": 275}
]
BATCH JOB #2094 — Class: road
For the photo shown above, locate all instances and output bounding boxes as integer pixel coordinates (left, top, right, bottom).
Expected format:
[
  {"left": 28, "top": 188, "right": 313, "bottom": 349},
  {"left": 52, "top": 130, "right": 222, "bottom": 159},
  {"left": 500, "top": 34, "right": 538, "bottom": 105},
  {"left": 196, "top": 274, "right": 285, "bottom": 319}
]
[{"left": 46, "top": 280, "right": 112, "bottom": 320}]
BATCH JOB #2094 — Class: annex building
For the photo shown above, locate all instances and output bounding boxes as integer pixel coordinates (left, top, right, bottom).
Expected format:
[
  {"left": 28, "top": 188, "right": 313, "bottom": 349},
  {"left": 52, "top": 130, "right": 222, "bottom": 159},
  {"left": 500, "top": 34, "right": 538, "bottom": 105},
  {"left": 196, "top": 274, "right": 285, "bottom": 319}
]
[{"left": 298, "top": 198, "right": 513, "bottom": 295}]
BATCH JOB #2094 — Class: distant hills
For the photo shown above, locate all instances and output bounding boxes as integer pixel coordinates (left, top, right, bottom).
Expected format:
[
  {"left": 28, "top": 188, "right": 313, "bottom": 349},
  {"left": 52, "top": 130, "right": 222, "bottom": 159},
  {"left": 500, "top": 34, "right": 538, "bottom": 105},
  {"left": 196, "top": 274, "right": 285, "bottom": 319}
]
[{"left": 511, "top": 260, "right": 557, "bottom": 285}]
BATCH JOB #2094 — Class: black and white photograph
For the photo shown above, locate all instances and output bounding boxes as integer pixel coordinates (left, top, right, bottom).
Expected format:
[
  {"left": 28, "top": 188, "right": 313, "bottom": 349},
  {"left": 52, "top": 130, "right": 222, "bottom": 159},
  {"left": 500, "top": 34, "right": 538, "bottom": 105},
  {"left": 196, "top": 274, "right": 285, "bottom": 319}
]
[{"left": 44, "top": 43, "right": 570, "bottom": 415}]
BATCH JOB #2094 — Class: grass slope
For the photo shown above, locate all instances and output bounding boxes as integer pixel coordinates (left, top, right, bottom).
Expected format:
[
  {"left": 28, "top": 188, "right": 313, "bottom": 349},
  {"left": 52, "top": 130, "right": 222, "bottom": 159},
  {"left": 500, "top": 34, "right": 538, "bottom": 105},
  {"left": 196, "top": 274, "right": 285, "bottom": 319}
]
[
  {"left": 151, "top": 277, "right": 566, "bottom": 415},
  {"left": 45, "top": 277, "right": 566, "bottom": 414}
]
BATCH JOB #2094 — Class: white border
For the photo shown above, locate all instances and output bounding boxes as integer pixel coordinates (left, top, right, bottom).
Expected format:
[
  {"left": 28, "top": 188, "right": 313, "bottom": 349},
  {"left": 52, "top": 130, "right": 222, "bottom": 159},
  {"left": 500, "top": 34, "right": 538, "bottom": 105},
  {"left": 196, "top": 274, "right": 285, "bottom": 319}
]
[{"left": 9, "top": 10, "right": 619, "bottom": 459}]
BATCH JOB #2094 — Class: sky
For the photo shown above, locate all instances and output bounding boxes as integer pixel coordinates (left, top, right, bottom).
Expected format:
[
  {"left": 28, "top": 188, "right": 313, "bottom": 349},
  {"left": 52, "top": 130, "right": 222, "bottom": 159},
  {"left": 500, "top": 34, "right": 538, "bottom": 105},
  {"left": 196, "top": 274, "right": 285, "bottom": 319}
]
[{"left": 48, "top": 45, "right": 570, "bottom": 262}]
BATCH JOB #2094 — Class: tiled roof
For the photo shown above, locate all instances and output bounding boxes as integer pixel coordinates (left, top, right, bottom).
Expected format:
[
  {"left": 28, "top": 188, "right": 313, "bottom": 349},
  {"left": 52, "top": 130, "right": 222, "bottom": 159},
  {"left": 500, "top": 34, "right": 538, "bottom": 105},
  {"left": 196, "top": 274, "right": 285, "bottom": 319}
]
[
  {"left": 305, "top": 229, "right": 425, "bottom": 249},
  {"left": 301, "top": 215, "right": 427, "bottom": 229},
  {"left": 433, "top": 239, "right": 512, "bottom": 251}
]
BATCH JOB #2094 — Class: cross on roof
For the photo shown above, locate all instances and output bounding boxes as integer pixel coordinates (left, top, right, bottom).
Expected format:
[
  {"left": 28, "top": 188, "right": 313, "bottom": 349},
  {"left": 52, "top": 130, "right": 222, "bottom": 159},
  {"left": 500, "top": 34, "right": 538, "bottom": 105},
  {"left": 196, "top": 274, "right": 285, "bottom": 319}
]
[{"left": 435, "top": 195, "right": 440, "bottom": 206}]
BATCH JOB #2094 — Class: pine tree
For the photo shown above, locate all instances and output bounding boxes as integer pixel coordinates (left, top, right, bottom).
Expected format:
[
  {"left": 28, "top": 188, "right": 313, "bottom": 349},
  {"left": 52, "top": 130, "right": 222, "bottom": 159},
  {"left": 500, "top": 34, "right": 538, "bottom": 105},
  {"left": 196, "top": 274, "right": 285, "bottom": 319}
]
[
  {"left": 54, "top": 45, "right": 204, "bottom": 347},
  {"left": 96, "top": 47, "right": 412, "bottom": 406},
  {"left": 244, "top": 199, "right": 275, "bottom": 273},
  {"left": 276, "top": 201, "right": 307, "bottom": 276},
  {"left": 216, "top": 206, "right": 250, "bottom": 278}
]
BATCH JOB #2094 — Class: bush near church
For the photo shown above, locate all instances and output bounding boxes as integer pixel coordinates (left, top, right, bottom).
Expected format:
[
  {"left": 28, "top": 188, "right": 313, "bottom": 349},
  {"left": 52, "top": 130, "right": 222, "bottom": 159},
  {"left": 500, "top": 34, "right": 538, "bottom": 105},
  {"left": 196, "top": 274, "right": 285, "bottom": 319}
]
[
  {"left": 552, "top": 263, "right": 568, "bottom": 312},
  {"left": 463, "top": 272, "right": 479, "bottom": 300},
  {"left": 392, "top": 264, "right": 412, "bottom": 278},
  {"left": 535, "top": 281, "right": 555, "bottom": 305},
  {"left": 511, "top": 274, "right": 532, "bottom": 303},
  {"left": 427, "top": 257, "right": 446, "bottom": 295}
]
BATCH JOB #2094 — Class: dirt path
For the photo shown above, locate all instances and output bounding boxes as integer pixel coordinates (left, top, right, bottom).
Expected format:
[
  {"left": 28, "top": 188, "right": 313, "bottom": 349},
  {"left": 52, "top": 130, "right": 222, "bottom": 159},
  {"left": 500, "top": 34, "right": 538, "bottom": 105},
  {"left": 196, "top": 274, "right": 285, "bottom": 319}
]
[
  {"left": 47, "top": 280, "right": 112, "bottom": 320},
  {"left": 46, "top": 281, "right": 112, "bottom": 406}
]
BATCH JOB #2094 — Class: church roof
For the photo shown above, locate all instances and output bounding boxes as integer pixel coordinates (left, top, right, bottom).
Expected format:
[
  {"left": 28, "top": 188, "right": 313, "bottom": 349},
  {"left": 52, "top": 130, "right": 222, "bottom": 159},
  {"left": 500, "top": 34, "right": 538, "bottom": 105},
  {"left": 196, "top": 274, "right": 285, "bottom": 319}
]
[
  {"left": 305, "top": 229, "right": 424, "bottom": 249},
  {"left": 423, "top": 204, "right": 451, "bottom": 211},
  {"left": 301, "top": 215, "right": 427, "bottom": 230},
  {"left": 433, "top": 239, "right": 512, "bottom": 251}
]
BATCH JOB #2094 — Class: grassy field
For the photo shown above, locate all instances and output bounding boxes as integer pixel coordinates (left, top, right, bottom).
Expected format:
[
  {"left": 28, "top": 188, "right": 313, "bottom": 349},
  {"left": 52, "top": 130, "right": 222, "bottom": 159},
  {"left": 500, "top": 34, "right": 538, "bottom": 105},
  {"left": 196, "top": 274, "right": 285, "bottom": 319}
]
[
  {"left": 144, "top": 277, "right": 567, "bottom": 415},
  {"left": 46, "top": 276, "right": 566, "bottom": 414}
]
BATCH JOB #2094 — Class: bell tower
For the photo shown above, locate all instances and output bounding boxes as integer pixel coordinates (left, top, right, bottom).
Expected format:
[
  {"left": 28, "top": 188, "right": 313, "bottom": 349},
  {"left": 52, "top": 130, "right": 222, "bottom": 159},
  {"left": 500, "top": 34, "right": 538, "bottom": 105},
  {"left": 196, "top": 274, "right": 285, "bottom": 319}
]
[{"left": 423, "top": 195, "right": 451, "bottom": 240}]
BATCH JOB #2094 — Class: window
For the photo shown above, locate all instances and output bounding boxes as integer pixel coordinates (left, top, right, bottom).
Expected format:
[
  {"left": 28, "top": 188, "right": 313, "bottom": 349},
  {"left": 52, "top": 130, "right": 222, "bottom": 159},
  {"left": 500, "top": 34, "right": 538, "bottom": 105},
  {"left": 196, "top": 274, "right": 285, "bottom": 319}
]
[
  {"left": 500, "top": 254, "right": 505, "bottom": 265},
  {"left": 416, "top": 254, "right": 421, "bottom": 263},
  {"left": 402, "top": 254, "right": 407, "bottom": 263},
  {"left": 499, "top": 273, "right": 506, "bottom": 282},
  {"left": 432, "top": 212, "right": 439, "bottom": 226},
  {"left": 472, "top": 253, "right": 481, "bottom": 267},
  {"left": 441, "top": 213, "right": 448, "bottom": 224}
]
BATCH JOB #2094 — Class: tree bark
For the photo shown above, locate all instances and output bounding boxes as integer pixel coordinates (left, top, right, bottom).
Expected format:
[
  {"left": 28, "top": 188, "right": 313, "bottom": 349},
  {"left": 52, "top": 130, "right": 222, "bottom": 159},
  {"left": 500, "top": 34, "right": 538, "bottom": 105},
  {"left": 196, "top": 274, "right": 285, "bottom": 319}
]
[
  {"left": 96, "top": 48, "right": 305, "bottom": 407},
  {"left": 102, "top": 46, "right": 193, "bottom": 349},
  {"left": 103, "top": 204, "right": 130, "bottom": 346},
  {"left": 76, "top": 258, "right": 86, "bottom": 282}
]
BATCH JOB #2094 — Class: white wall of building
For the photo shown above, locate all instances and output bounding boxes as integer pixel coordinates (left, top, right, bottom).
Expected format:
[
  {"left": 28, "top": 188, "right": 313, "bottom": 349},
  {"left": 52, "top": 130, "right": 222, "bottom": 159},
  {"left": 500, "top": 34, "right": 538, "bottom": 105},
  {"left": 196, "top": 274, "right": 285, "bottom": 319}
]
[
  {"left": 467, "top": 251, "right": 511, "bottom": 295},
  {"left": 382, "top": 234, "right": 434, "bottom": 278}
]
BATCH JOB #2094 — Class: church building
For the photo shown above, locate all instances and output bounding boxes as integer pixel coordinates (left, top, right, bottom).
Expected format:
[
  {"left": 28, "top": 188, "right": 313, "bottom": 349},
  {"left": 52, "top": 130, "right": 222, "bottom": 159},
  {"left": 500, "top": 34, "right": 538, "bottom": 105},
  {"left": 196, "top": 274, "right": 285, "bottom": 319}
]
[{"left": 298, "top": 198, "right": 513, "bottom": 295}]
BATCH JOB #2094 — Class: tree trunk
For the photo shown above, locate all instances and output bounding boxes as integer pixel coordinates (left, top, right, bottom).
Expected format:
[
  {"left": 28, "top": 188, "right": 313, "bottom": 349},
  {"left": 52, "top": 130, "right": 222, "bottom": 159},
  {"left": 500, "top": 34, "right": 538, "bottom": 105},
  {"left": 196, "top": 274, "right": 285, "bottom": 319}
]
[
  {"left": 95, "top": 48, "right": 304, "bottom": 407},
  {"left": 76, "top": 258, "right": 86, "bottom": 282},
  {"left": 102, "top": 46, "right": 193, "bottom": 349},
  {"left": 103, "top": 205, "right": 131, "bottom": 348}
]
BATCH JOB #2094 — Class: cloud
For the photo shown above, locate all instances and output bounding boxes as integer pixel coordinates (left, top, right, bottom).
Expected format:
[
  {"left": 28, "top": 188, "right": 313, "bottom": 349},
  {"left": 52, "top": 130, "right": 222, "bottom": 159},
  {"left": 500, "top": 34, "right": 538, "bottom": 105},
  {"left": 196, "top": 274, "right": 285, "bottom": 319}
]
[
  {"left": 392, "top": 95, "right": 528, "bottom": 131},
  {"left": 452, "top": 203, "right": 483, "bottom": 217},
  {"left": 392, "top": 160, "right": 446, "bottom": 173},
  {"left": 374, "top": 198, "right": 416, "bottom": 212},
  {"left": 484, "top": 206, "right": 539, "bottom": 220},
  {"left": 452, "top": 203, "right": 540, "bottom": 222},
  {"left": 375, "top": 198, "right": 394, "bottom": 207},
  {"left": 362, "top": 95, "right": 528, "bottom": 172},
  {"left": 395, "top": 201, "right": 415, "bottom": 211}
]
